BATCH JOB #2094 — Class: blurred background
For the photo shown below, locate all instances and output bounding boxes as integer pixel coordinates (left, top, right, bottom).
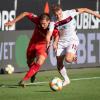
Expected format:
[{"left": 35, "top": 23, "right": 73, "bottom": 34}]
[{"left": 0, "top": 0, "right": 100, "bottom": 72}]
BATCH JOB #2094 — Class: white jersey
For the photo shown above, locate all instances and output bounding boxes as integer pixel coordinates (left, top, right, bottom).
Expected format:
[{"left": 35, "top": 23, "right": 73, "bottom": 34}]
[{"left": 56, "top": 9, "right": 79, "bottom": 46}]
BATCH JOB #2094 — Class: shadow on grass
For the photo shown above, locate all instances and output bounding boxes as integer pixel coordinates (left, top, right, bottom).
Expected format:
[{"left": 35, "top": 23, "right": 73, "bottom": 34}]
[
  {"left": 0, "top": 84, "right": 19, "bottom": 88},
  {"left": 33, "top": 90, "right": 52, "bottom": 93},
  {"left": 0, "top": 83, "right": 45, "bottom": 88}
]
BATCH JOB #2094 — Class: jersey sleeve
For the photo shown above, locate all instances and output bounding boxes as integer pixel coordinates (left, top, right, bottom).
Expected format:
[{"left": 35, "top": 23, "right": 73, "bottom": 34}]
[
  {"left": 65, "top": 9, "right": 79, "bottom": 18},
  {"left": 26, "top": 13, "right": 39, "bottom": 24},
  {"left": 48, "top": 21, "right": 55, "bottom": 32},
  {"left": 52, "top": 28, "right": 59, "bottom": 38}
]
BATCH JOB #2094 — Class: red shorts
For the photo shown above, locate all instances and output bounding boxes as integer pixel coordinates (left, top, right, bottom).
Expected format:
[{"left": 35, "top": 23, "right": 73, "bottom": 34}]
[{"left": 27, "top": 43, "right": 48, "bottom": 62}]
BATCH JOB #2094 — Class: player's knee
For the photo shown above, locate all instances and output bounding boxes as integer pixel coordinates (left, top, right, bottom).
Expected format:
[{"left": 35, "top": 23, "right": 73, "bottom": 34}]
[{"left": 65, "top": 57, "right": 73, "bottom": 63}]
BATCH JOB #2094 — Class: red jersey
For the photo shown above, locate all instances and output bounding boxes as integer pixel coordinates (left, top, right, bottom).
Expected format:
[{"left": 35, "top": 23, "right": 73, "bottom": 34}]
[{"left": 27, "top": 13, "right": 58, "bottom": 44}]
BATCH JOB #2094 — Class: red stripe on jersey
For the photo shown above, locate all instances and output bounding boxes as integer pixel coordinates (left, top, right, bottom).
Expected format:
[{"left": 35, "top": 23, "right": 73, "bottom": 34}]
[{"left": 55, "top": 16, "right": 72, "bottom": 27}]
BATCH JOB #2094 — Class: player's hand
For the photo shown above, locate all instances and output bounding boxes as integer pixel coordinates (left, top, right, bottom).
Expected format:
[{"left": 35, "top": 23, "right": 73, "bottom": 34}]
[{"left": 5, "top": 21, "right": 14, "bottom": 27}]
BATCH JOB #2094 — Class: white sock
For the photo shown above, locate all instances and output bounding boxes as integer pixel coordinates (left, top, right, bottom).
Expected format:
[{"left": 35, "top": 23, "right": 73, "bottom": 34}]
[{"left": 59, "top": 66, "right": 70, "bottom": 81}]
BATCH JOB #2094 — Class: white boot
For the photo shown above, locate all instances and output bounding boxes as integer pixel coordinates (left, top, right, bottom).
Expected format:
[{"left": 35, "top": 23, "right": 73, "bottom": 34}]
[
  {"left": 59, "top": 66, "right": 70, "bottom": 86},
  {"left": 63, "top": 78, "right": 70, "bottom": 86}
]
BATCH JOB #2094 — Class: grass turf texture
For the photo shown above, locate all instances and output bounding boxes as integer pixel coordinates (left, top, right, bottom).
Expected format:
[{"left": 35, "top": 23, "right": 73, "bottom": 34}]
[{"left": 0, "top": 68, "right": 100, "bottom": 100}]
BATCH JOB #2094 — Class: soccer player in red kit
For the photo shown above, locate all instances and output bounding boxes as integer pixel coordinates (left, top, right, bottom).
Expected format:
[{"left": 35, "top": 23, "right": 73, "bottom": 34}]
[{"left": 5, "top": 12, "right": 59, "bottom": 87}]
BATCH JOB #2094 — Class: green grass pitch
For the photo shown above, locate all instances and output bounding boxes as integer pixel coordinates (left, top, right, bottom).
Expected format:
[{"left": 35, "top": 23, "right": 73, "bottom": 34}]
[{"left": 0, "top": 68, "right": 100, "bottom": 100}]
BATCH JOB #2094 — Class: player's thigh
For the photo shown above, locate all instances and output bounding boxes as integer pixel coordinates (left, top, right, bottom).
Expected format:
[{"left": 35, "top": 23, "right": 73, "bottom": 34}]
[
  {"left": 65, "top": 43, "right": 78, "bottom": 63},
  {"left": 56, "top": 47, "right": 66, "bottom": 57},
  {"left": 27, "top": 44, "right": 36, "bottom": 66},
  {"left": 36, "top": 45, "right": 47, "bottom": 65},
  {"left": 36, "top": 43, "right": 48, "bottom": 56},
  {"left": 27, "top": 44, "right": 36, "bottom": 59}
]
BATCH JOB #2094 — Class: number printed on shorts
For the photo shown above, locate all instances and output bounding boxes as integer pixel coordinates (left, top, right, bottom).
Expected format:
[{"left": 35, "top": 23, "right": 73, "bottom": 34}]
[{"left": 72, "top": 44, "right": 77, "bottom": 50}]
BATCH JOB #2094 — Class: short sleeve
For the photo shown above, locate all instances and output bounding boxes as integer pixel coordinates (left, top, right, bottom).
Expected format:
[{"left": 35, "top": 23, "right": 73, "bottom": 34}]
[
  {"left": 48, "top": 21, "right": 55, "bottom": 32},
  {"left": 26, "top": 13, "right": 39, "bottom": 23},
  {"left": 52, "top": 29, "right": 59, "bottom": 38},
  {"left": 64, "top": 9, "right": 79, "bottom": 18}
]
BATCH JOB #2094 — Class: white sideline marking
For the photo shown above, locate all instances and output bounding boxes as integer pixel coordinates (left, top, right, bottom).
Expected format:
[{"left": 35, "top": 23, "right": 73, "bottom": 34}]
[
  {"left": 71, "top": 77, "right": 100, "bottom": 81},
  {"left": 26, "top": 76, "right": 100, "bottom": 85}
]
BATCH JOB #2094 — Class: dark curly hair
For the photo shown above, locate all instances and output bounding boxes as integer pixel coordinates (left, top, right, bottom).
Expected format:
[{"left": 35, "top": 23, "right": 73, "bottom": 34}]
[{"left": 39, "top": 13, "right": 51, "bottom": 21}]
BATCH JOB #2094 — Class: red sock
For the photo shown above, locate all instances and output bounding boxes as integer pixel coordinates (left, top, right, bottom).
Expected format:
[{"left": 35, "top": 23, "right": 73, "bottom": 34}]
[{"left": 23, "top": 63, "right": 40, "bottom": 81}]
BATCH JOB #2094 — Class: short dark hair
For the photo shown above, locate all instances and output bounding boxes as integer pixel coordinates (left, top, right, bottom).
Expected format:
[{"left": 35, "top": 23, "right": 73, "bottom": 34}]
[
  {"left": 39, "top": 13, "right": 51, "bottom": 21},
  {"left": 51, "top": 4, "right": 62, "bottom": 13}
]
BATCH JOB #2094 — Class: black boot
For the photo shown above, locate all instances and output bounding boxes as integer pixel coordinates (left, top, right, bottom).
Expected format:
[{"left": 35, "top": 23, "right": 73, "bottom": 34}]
[
  {"left": 18, "top": 80, "right": 25, "bottom": 88},
  {"left": 30, "top": 73, "right": 37, "bottom": 83}
]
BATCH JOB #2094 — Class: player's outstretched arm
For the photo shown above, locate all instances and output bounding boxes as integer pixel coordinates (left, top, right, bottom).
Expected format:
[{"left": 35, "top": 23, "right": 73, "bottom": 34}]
[
  {"left": 77, "top": 8, "right": 100, "bottom": 18},
  {"left": 5, "top": 12, "right": 30, "bottom": 27}
]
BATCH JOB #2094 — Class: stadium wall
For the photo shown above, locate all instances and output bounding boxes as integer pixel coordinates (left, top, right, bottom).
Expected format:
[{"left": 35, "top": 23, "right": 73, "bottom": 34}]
[
  {"left": 0, "top": 30, "right": 100, "bottom": 72},
  {"left": 0, "top": 0, "right": 100, "bottom": 72}
]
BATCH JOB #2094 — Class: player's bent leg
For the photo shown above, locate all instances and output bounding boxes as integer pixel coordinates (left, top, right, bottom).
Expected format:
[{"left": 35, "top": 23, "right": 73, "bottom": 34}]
[
  {"left": 19, "top": 55, "right": 46, "bottom": 87},
  {"left": 66, "top": 42, "right": 78, "bottom": 63},
  {"left": 73, "top": 53, "right": 77, "bottom": 63},
  {"left": 27, "top": 48, "right": 37, "bottom": 83},
  {"left": 30, "top": 55, "right": 46, "bottom": 82},
  {"left": 57, "top": 55, "right": 70, "bottom": 86},
  {"left": 19, "top": 62, "right": 41, "bottom": 87}
]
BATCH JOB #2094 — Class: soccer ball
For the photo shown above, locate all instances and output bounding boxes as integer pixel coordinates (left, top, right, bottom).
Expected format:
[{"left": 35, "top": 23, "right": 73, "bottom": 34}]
[
  {"left": 49, "top": 77, "right": 63, "bottom": 91},
  {"left": 5, "top": 64, "right": 14, "bottom": 74}
]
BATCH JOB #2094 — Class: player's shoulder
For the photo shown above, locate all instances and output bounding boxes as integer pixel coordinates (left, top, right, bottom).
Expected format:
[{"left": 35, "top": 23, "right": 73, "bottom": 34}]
[
  {"left": 63, "top": 9, "right": 79, "bottom": 18},
  {"left": 27, "top": 12, "right": 40, "bottom": 24},
  {"left": 50, "top": 21, "right": 55, "bottom": 24},
  {"left": 27, "top": 12, "right": 37, "bottom": 17},
  {"left": 63, "top": 9, "right": 76, "bottom": 13},
  {"left": 49, "top": 21, "right": 55, "bottom": 28}
]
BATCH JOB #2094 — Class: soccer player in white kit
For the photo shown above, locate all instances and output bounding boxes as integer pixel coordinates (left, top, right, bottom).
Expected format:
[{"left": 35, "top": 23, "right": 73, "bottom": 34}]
[{"left": 46, "top": 4, "right": 100, "bottom": 86}]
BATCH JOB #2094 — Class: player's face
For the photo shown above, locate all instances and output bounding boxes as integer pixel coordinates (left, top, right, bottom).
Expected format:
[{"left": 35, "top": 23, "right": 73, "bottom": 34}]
[
  {"left": 40, "top": 19, "right": 50, "bottom": 29},
  {"left": 54, "top": 9, "right": 63, "bottom": 20}
]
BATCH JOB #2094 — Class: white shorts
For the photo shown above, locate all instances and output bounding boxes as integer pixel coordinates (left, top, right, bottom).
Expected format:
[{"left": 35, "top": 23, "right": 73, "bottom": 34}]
[{"left": 56, "top": 40, "right": 79, "bottom": 56}]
